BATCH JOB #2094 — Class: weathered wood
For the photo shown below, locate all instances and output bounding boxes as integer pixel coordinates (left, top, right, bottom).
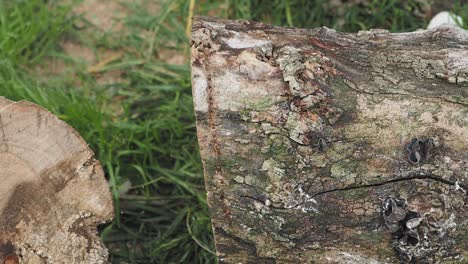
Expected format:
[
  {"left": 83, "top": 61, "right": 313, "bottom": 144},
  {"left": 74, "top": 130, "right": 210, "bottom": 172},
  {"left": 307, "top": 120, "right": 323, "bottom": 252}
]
[
  {"left": 191, "top": 16, "right": 467, "bottom": 263},
  {"left": 0, "top": 97, "right": 113, "bottom": 263}
]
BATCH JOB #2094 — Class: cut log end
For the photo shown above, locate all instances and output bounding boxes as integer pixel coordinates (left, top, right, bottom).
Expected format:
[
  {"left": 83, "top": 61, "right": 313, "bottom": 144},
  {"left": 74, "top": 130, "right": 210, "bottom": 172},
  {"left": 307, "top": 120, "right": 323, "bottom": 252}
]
[
  {"left": 0, "top": 97, "right": 113, "bottom": 263},
  {"left": 191, "top": 16, "right": 468, "bottom": 263}
]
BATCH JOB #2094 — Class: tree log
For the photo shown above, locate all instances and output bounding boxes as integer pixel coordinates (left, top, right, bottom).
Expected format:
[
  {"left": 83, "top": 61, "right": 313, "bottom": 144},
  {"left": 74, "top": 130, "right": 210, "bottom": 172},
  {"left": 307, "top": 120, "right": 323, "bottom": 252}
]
[
  {"left": 190, "top": 16, "right": 467, "bottom": 263},
  {"left": 0, "top": 97, "right": 113, "bottom": 263}
]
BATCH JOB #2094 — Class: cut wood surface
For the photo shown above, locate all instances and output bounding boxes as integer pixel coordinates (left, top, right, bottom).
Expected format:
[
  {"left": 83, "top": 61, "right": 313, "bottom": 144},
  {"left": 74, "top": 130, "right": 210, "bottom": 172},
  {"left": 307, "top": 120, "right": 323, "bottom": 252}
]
[
  {"left": 0, "top": 97, "right": 113, "bottom": 263},
  {"left": 191, "top": 16, "right": 467, "bottom": 263}
]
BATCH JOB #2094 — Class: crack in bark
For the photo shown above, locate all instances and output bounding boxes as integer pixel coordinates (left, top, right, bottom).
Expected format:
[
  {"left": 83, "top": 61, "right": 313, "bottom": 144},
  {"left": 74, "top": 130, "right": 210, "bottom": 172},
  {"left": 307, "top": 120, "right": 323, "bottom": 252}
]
[
  {"left": 310, "top": 172, "right": 467, "bottom": 199},
  {"left": 438, "top": 97, "right": 468, "bottom": 107},
  {"left": 343, "top": 79, "right": 468, "bottom": 107},
  {"left": 240, "top": 173, "right": 467, "bottom": 211}
]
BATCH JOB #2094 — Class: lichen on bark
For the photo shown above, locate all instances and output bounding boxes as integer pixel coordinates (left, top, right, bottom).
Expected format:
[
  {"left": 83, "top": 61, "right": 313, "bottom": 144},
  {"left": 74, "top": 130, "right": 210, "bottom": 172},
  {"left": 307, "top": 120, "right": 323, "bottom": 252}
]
[{"left": 191, "top": 16, "right": 467, "bottom": 263}]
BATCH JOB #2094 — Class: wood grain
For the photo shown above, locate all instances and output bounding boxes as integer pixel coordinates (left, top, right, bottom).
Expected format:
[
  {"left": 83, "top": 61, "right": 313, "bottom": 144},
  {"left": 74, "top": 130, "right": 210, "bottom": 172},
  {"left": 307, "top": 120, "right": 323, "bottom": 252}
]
[{"left": 0, "top": 97, "right": 113, "bottom": 264}]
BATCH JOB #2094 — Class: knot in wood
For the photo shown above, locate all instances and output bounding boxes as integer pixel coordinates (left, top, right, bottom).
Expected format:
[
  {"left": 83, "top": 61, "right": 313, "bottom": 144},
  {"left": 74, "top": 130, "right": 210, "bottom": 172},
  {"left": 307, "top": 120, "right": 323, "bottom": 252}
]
[{"left": 406, "top": 137, "right": 434, "bottom": 164}]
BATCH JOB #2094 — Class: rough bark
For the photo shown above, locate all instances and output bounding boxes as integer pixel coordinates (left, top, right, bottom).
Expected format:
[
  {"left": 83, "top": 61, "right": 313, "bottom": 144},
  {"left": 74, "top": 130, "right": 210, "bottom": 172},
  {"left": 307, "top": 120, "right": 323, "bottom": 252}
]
[
  {"left": 190, "top": 16, "right": 468, "bottom": 263},
  {"left": 0, "top": 97, "right": 113, "bottom": 263}
]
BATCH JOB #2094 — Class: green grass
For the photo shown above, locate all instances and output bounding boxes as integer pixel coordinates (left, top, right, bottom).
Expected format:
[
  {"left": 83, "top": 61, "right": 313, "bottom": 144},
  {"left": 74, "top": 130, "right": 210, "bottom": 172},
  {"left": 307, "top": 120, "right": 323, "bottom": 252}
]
[
  {"left": 0, "top": 0, "right": 466, "bottom": 263},
  {"left": 0, "top": 1, "right": 72, "bottom": 65}
]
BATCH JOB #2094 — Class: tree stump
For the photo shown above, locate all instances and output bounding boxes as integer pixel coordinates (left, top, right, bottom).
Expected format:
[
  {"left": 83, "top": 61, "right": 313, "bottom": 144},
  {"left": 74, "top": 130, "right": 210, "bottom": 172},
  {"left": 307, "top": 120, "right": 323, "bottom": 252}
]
[
  {"left": 191, "top": 16, "right": 467, "bottom": 263},
  {"left": 0, "top": 97, "right": 113, "bottom": 263}
]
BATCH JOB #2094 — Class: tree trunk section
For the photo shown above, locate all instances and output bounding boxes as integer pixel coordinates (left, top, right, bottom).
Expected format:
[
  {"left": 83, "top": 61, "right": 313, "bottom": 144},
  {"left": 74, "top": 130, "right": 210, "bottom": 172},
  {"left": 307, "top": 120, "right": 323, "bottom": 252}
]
[
  {"left": 0, "top": 97, "right": 113, "bottom": 263},
  {"left": 191, "top": 16, "right": 467, "bottom": 263}
]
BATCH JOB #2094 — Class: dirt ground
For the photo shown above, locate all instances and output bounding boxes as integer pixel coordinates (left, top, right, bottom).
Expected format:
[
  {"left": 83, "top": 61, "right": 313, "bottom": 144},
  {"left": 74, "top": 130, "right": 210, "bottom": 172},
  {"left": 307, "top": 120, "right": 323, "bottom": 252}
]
[{"left": 47, "top": 0, "right": 184, "bottom": 85}]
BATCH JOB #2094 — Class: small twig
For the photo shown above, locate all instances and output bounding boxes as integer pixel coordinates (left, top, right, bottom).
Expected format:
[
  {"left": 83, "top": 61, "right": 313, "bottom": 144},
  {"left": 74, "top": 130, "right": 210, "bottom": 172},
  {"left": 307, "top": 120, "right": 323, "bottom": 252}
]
[
  {"left": 185, "top": 0, "right": 196, "bottom": 39},
  {"left": 87, "top": 51, "right": 124, "bottom": 74}
]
